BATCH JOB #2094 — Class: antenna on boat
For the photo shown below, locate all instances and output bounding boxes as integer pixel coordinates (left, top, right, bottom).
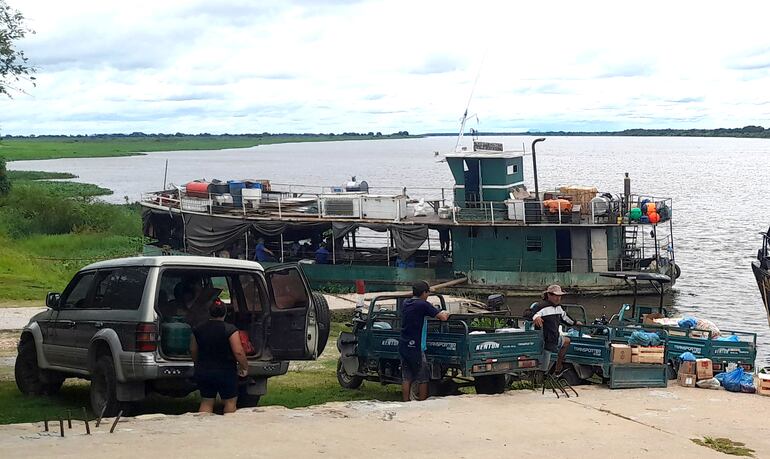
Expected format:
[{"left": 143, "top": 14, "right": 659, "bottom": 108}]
[{"left": 453, "top": 54, "right": 486, "bottom": 153}]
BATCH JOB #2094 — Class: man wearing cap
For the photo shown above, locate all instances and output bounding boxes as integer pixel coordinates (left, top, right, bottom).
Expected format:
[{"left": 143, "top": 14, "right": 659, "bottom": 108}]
[
  {"left": 530, "top": 284, "right": 578, "bottom": 373},
  {"left": 399, "top": 280, "right": 449, "bottom": 401}
]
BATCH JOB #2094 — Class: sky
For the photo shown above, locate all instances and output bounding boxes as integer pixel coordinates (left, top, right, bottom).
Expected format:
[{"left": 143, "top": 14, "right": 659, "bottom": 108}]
[{"left": 3, "top": 0, "right": 770, "bottom": 135}]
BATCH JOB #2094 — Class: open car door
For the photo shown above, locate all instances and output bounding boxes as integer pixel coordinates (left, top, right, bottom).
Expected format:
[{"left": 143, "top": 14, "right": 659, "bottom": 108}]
[{"left": 265, "top": 264, "right": 318, "bottom": 360}]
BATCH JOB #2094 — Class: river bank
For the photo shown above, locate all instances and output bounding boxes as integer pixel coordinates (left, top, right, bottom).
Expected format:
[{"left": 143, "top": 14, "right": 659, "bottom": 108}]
[{"left": 0, "top": 385, "right": 765, "bottom": 458}]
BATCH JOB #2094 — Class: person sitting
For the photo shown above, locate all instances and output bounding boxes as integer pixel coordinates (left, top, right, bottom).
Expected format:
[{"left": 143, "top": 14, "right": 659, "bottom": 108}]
[
  {"left": 254, "top": 238, "right": 276, "bottom": 262},
  {"left": 526, "top": 284, "right": 580, "bottom": 373},
  {"left": 315, "top": 244, "right": 330, "bottom": 264}
]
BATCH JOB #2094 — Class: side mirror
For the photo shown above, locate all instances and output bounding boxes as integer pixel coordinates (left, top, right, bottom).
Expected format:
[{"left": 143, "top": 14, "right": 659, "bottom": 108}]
[{"left": 46, "top": 292, "right": 61, "bottom": 309}]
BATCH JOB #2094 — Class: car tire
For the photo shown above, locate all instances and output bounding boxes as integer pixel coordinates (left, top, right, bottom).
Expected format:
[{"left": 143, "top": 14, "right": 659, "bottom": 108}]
[
  {"left": 312, "top": 292, "right": 331, "bottom": 355},
  {"left": 91, "top": 356, "right": 121, "bottom": 417},
  {"left": 336, "top": 359, "right": 363, "bottom": 389},
  {"left": 15, "top": 339, "right": 48, "bottom": 395},
  {"left": 474, "top": 374, "right": 506, "bottom": 395},
  {"left": 236, "top": 392, "right": 261, "bottom": 408}
]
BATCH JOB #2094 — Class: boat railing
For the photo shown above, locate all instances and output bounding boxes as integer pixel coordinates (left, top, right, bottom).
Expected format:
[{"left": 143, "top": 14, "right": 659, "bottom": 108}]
[{"left": 141, "top": 187, "right": 674, "bottom": 228}]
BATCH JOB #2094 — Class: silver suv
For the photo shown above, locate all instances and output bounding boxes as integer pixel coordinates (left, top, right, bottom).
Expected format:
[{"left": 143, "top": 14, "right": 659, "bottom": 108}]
[{"left": 15, "top": 256, "right": 330, "bottom": 416}]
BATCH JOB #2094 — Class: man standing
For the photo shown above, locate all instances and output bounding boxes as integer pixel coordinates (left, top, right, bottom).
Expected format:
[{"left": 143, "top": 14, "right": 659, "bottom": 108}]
[
  {"left": 399, "top": 281, "right": 449, "bottom": 401},
  {"left": 529, "top": 284, "right": 578, "bottom": 373},
  {"left": 438, "top": 227, "right": 451, "bottom": 258},
  {"left": 254, "top": 238, "right": 275, "bottom": 262}
]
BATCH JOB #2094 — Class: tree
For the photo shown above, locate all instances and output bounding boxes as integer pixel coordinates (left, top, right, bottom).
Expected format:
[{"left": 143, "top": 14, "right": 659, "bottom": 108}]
[
  {"left": 0, "top": 0, "right": 35, "bottom": 97},
  {"left": 0, "top": 156, "right": 10, "bottom": 196}
]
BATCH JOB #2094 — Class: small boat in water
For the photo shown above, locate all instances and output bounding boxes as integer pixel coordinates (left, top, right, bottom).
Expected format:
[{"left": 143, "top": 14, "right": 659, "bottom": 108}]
[
  {"left": 139, "top": 134, "right": 680, "bottom": 297},
  {"left": 752, "top": 227, "right": 770, "bottom": 324}
]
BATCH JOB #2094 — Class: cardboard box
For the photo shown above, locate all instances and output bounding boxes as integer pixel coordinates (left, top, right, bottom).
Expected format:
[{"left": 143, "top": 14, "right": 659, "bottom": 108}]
[
  {"left": 696, "top": 358, "right": 713, "bottom": 380},
  {"left": 678, "top": 373, "right": 696, "bottom": 387},
  {"left": 756, "top": 374, "right": 770, "bottom": 396},
  {"left": 679, "top": 361, "right": 696, "bottom": 375},
  {"left": 642, "top": 313, "right": 665, "bottom": 325},
  {"left": 630, "top": 346, "right": 665, "bottom": 364},
  {"left": 611, "top": 344, "right": 632, "bottom": 364}
]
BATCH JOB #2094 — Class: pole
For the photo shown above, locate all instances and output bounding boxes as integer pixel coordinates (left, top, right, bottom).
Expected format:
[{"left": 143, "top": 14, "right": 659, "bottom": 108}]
[
  {"left": 280, "top": 234, "right": 284, "bottom": 263},
  {"left": 163, "top": 159, "right": 168, "bottom": 190},
  {"left": 531, "top": 138, "right": 546, "bottom": 200}
]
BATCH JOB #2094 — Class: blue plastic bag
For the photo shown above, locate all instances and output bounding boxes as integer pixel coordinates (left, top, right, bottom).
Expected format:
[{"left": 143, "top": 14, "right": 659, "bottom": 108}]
[
  {"left": 628, "top": 330, "right": 662, "bottom": 346},
  {"left": 717, "top": 335, "right": 739, "bottom": 342},
  {"left": 678, "top": 317, "right": 698, "bottom": 328},
  {"left": 715, "top": 367, "right": 755, "bottom": 393},
  {"left": 679, "top": 352, "right": 697, "bottom": 361}
]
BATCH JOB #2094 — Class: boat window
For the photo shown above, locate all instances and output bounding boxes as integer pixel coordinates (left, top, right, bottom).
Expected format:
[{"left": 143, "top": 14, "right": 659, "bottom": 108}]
[{"left": 526, "top": 236, "right": 543, "bottom": 252}]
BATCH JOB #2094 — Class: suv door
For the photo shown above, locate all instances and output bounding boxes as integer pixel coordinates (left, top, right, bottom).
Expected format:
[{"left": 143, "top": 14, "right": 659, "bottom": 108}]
[
  {"left": 44, "top": 271, "right": 96, "bottom": 368},
  {"left": 265, "top": 264, "right": 318, "bottom": 360}
]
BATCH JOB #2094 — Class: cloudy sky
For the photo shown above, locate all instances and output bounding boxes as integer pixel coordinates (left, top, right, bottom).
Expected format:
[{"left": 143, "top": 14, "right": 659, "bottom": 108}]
[{"left": 2, "top": 0, "right": 770, "bottom": 135}]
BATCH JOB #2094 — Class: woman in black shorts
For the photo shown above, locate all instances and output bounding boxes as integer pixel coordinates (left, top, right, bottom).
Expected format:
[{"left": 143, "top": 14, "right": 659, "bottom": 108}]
[{"left": 190, "top": 300, "right": 249, "bottom": 414}]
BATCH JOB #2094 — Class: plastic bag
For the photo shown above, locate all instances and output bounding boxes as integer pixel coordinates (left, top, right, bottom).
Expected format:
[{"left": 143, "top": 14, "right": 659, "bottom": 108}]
[
  {"left": 715, "top": 367, "right": 755, "bottom": 393},
  {"left": 413, "top": 199, "right": 428, "bottom": 217},
  {"left": 628, "top": 330, "right": 662, "bottom": 346},
  {"left": 679, "top": 351, "right": 697, "bottom": 361},
  {"left": 678, "top": 317, "right": 698, "bottom": 328},
  {"left": 717, "top": 334, "right": 739, "bottom": 342},
  {"left": 695, "top": 377, "right": 721, "bottom": 390}
]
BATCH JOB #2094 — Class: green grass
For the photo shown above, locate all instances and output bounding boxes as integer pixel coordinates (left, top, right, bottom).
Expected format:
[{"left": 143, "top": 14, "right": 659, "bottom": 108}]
[
  {"left": 691, "top": 437, "right": 755, "bottom": 457},
  {"left": 0, "top": 134, "right": 418, "bottom": 161},
  {"left": 0, "top": 233, "right": 144, "bottom": 302},
  {"left": 7, "top": 171, "right": 77, "bottom": 180},
  {"left": 0, "top": 324, "right": 402, "bottom": 424}
]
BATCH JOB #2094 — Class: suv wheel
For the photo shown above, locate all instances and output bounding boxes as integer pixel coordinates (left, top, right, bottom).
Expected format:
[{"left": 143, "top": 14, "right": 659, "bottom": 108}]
[
  {"left": 311, "top": 292, "right": 331, "bottom": 355},
  {"left": 15, "top": 339, "right": 63, "bottom": 395},
  {"left": 91, "top": 355, "right": 121, "bottom": 417}
]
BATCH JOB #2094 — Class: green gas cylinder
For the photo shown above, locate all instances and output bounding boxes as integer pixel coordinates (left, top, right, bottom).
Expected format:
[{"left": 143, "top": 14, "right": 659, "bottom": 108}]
[
  {"left": 629, "top": 207, "right": 642, "bottom": 221},
  {"left": 161, "top": 316, "right": 192, "bottom": 356}
]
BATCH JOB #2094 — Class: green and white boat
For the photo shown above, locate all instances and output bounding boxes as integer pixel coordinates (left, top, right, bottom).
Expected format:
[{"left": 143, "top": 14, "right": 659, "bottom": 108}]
[{"left": 140, "top": 137, "right": 679, "bottom": 296}]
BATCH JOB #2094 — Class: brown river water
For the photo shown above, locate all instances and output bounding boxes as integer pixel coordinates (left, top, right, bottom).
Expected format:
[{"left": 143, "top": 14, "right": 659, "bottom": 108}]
[{"left": 9, "top": 135, "right": 770, "bottom": 363}]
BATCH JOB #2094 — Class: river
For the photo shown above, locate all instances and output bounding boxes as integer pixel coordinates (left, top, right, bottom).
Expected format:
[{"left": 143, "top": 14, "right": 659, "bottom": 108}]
[{"left": 9, "top": 135, "right": 770, "bottom": 363}]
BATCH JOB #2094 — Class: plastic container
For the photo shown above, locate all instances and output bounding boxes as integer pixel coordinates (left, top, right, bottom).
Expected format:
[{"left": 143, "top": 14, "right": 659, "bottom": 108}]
[
  {"left": 208, "top": 181, "right": 229, "bottom": 195},
  {"left": 242, "top": 188, "right": 262, "bottom": 209},
  {"left": 228, "top": 180, "right": 245, "bottom": 207},
  {"left": 186, "top": 181, "right": 210, "bottom": 198},
  {"left": 161, "top": 317, "right": 192, "bottom": 356}
]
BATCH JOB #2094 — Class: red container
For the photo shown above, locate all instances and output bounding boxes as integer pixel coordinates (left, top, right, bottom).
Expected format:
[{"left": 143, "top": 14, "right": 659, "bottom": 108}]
[{"left": 186, "top": 181, "right": 210, "bottom": 198}]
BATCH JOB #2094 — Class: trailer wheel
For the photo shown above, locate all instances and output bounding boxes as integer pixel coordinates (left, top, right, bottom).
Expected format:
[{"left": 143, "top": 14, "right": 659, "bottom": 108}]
[
  {"left": 558, "top": 365, "right": 583, "bottom": 386},
  {"left": 312, "top": 292, "right": 331, "bottom": 356},
  {"left": 336, "top": 359, "right": 363, "bottom": 389},
  {"left": 474, "top": 374, "right": 506, "bottom": 395},
  {"left": 666, "top": 361, "right": 678, "bottom": 380}
]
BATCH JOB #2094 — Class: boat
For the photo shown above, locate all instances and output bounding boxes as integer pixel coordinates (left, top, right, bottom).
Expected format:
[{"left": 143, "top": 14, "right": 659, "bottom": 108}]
[
  {"left": 752, "top": 227, "right": 770, "bottom": 323},
  {"left": 139, "top": 135, "right": 679, "bottom": 296}
]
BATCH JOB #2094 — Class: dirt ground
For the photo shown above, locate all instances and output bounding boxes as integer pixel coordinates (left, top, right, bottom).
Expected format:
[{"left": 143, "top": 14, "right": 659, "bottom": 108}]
[{"left": 0, "top": 385, "right": 767, "bottom": 458}]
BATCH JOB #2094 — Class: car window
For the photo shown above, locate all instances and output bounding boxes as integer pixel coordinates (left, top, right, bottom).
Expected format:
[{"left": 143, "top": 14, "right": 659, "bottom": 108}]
[
  {"left": 92, "top": 267, "right": 149, "bottom": 310},
  {"left": 268, "top": 268, "right": 309, "bottom": 310},
  {"left": 60, "top": 272, "right": 96, "bottom": 309},
  {"left": 239, "top": 274, "right": 265, "bottom": 313}
]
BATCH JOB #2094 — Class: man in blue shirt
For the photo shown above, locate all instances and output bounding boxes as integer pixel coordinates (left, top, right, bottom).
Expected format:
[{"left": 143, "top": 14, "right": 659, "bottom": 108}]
[
  {"left": 399, "top": 280, "right": 448, "bottom": 401},
  {"left": 314, "top": 244, "right": 330, "bottom": 264},
  {"left": 254, "top": 238, "right": 275, "bottom": 262}
]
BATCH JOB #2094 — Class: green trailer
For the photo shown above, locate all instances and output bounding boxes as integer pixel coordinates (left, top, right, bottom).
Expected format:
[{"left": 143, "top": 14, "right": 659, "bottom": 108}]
[
  {"left": 602, "top": 272, "right": 757, "bottom": 378},
  {"left": 561, "top": 316, "right": 670, "bottom": 389},
  {"left": 336, "top": 294, "right": 544, "bottom": 395}
]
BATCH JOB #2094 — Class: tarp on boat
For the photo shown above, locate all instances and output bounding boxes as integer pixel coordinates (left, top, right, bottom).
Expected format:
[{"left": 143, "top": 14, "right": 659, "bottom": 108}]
[{"left": 142, "top": 209, "right": 428, "bottom": 259}]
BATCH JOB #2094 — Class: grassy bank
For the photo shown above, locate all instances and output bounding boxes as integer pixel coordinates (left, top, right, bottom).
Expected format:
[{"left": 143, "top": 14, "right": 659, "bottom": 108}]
[
  {"left": 0, "top": 324, "right": 403, "bottom": 424},
  {"left": 0, "top": 134, "right": 417, "bottom": 161},
  {"left": 0, "top": 171, "right": 142, "bottom": 303}
]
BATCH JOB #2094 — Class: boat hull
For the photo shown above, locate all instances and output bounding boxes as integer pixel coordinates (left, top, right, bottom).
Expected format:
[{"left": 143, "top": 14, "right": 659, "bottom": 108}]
[{"left": 752, "top": 259, "right": 770, "bottom": 325}]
